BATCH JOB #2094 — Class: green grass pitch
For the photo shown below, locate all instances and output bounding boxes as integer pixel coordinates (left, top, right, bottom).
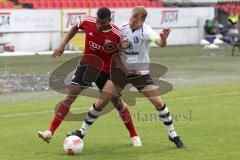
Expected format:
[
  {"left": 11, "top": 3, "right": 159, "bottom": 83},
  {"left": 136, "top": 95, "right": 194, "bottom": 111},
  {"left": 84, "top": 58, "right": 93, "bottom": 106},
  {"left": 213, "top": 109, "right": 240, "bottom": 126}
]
[{"left": 0, "top": 45, "right": 240, "bottom": 160}]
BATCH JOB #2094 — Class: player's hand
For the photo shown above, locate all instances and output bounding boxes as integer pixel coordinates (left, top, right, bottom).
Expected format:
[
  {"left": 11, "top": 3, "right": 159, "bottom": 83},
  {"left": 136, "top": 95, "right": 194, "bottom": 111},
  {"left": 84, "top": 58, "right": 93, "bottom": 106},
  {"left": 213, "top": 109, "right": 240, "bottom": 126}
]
[
  {"left": 160, "top": 28, "right": 171, "bottom": 41},
  {"left": 120, "top": 39, "right": 130, "bottom": 50},
  {"left": 51, "top": 44, "right": 65, "bottom": 59}
]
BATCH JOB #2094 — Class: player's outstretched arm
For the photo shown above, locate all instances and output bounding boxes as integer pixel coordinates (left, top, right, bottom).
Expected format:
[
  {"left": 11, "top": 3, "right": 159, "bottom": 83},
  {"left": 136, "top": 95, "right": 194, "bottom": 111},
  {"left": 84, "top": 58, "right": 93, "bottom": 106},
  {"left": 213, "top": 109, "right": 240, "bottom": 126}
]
[
  {"left": 51, "top": 24, "right": 79, "bottom": 59},
  {"left": 155, "top": 28, "right": 171, "bottom": 48},
  {"left": 112, "top": 53, "right": 139, "bottom": 76}
]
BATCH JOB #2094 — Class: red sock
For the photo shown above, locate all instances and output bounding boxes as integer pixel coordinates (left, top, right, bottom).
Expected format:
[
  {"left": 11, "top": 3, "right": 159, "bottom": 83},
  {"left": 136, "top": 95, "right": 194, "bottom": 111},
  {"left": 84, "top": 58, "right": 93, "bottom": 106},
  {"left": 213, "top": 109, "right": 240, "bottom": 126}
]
[
  {"left": 119, "top": 107, "right": 138, "bottom": 137},
  {"left": 49, "top": 101, "right": 70, "bottom": 134}
]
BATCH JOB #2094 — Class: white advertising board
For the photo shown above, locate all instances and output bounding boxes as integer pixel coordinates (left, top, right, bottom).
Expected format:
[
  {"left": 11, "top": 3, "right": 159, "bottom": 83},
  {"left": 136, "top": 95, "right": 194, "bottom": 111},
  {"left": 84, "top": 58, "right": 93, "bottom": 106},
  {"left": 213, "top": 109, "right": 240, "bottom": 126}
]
[
  {"left": 91, "top": 8, "right": 204, "bottom": 28},
  {"left": 62, "top": 9, "right": 89, "bottom": 32},
  {"left": 0, "top": 10, "right": 60, "bottom": 32},
  {"left": 0, "top": 8, "right": 214, "bottom": 32}
]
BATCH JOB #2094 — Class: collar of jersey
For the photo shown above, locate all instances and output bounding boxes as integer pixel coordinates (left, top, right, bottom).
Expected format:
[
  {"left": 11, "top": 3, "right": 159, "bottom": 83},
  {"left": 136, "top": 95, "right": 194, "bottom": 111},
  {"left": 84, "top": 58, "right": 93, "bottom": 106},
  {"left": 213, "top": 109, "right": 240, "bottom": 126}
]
[{"left": 99, "top": 24, "right": 112, "bottom": 33}]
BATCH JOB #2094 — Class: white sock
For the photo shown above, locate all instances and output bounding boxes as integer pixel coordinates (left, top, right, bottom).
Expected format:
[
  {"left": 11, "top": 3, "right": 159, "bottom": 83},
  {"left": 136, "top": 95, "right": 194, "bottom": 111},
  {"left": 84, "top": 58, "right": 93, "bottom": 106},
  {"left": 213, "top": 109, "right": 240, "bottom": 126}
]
[
  {"left": 167, "top": 124, "right": 177, "bottom": 138},
  {"left": 79, "top": 104, "right": 101, "bottom": 135},
  {"left": 158, "top": 104, "right": 178, "bottom": 138},
  {"left": 79, "top": 122, "right": 89, "bottom": 135}
]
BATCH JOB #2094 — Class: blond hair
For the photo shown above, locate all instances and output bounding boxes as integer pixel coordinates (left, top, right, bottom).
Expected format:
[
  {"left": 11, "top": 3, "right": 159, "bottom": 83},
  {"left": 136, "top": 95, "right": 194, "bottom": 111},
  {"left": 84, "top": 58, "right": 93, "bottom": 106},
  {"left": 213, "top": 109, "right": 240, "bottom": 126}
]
[{"left": 132, "top": 6, "right": 148, "bottom": 21}]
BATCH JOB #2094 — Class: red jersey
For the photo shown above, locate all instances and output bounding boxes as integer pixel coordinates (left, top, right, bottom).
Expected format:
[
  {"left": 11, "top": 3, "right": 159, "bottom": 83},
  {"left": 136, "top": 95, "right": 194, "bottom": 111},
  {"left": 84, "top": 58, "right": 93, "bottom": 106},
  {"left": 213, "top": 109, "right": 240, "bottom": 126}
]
[{"left": 77, "top": 16, "right": 122, "bottom": 74}]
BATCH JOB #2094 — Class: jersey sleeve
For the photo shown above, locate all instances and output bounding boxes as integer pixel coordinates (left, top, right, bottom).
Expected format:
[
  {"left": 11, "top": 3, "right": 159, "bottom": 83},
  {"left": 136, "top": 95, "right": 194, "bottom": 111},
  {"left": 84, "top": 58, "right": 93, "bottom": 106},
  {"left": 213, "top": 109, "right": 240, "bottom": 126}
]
[
  {"left": 143, "top": 25, "right": 159, "bottom": 43},
  {"left": 119, "top": 23, "right": 128, "bottom": 30}
]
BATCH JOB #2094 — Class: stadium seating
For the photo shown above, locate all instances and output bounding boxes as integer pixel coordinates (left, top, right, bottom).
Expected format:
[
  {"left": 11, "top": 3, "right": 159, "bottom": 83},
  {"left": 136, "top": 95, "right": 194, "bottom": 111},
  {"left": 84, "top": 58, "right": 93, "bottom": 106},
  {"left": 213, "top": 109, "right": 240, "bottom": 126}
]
[
  {"left": 0, "top": 0, "right": 14, "bottom": 8},
  {"left": 0, "top": 0, "right": 164, "bottom": 9},
  {"left": 0, "top": 2, "right": 4, "bottom": 8},
  {"left": 216, "top": 2, "right": 240, "bottom": 14}
]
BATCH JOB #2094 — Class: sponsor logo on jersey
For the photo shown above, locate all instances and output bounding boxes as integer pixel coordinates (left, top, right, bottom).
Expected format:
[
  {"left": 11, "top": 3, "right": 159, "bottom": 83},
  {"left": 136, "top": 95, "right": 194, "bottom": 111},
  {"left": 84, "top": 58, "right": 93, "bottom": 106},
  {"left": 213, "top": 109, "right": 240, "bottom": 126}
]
[
  {"left": 133, "top": 36, "right": 139, "bottom": 44},
  {"left": 89, "top": 41, "right": 104, "bottom": 51},
  {"left": 124, "top": 51, "right": 139, "bottom": 55},
  {"left": 104, "top": 40, "right": 118, "bottom": 53}
]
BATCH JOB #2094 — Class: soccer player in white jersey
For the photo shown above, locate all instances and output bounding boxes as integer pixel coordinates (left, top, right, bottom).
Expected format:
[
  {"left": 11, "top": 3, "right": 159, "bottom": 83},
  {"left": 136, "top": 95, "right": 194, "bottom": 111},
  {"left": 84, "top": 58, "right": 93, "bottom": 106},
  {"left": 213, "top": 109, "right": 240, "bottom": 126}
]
[{"left": 68, "top": 6, "right": 185, "bottom": 149}]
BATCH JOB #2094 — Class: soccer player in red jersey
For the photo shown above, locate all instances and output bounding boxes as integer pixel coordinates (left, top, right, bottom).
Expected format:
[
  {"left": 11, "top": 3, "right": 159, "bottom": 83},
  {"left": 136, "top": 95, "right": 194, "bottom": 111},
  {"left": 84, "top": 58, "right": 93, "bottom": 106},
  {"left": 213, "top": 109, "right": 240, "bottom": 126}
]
[{"left": 38, "top": 7, "right": 142, "bottom": 147}]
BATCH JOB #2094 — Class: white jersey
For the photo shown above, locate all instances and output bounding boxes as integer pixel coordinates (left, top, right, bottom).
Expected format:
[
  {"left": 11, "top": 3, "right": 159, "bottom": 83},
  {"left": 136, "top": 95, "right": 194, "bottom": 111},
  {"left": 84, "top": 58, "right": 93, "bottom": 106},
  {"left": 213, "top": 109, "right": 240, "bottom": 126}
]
[{"left": 120, "top": 23, "right": 158, "bottom": 75}]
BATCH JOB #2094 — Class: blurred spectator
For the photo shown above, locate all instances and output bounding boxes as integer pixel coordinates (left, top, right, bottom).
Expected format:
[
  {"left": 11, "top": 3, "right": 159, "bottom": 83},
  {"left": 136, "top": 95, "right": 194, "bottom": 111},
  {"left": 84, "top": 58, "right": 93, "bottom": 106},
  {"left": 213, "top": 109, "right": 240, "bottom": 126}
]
[
  {"left": 228, "top": 12, "right": 239, "bottom": 27},
  {"left": 227, "top": 12, "right": 239, "bottom": 43},
  {"left": 204, "top": 19, "right": 219, "bottom": 35},
  {"left": 204, "top": 17, "right": 231, "bottom": 44}
]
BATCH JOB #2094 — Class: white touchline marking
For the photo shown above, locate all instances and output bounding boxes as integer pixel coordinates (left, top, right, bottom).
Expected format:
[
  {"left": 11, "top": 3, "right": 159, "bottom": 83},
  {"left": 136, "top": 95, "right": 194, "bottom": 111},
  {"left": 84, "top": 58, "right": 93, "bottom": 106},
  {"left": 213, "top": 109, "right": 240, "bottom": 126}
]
[
  {"left": 0, "top": 110, "right": 53, "bottom": 118},
  {"left": 134, "top": 91, "right": 240, "bottom": 102},
  {"left": 0, "top": 91, "right": 239, "bottom": 118},
  {"left": 0, "top": 107, "right": 88, "bottom": 118},
  {"left": 164, "top": 91, "right": 240, "bottom": 101}
]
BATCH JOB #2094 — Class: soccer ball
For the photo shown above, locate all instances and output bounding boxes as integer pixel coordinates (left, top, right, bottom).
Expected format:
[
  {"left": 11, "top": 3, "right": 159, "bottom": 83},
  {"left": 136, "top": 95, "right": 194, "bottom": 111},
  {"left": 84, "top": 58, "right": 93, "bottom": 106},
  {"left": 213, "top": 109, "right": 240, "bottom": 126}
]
[{"left": 63, "top": 135, "right": 84, "bottom": 155}]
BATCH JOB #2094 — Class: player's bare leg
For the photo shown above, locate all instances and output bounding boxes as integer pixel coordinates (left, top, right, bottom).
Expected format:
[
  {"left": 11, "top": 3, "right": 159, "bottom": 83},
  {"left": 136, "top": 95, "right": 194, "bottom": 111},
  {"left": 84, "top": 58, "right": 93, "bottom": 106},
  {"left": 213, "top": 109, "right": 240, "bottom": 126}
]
[
  {"left": 67, "top": 80, "right": 142, "bottom": 147},
  {"left": 38, "top": 84, "right": 83, "bottom": 143},
  {"left": 139, "top": 84, "right": 185, "bottom": 148}
]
